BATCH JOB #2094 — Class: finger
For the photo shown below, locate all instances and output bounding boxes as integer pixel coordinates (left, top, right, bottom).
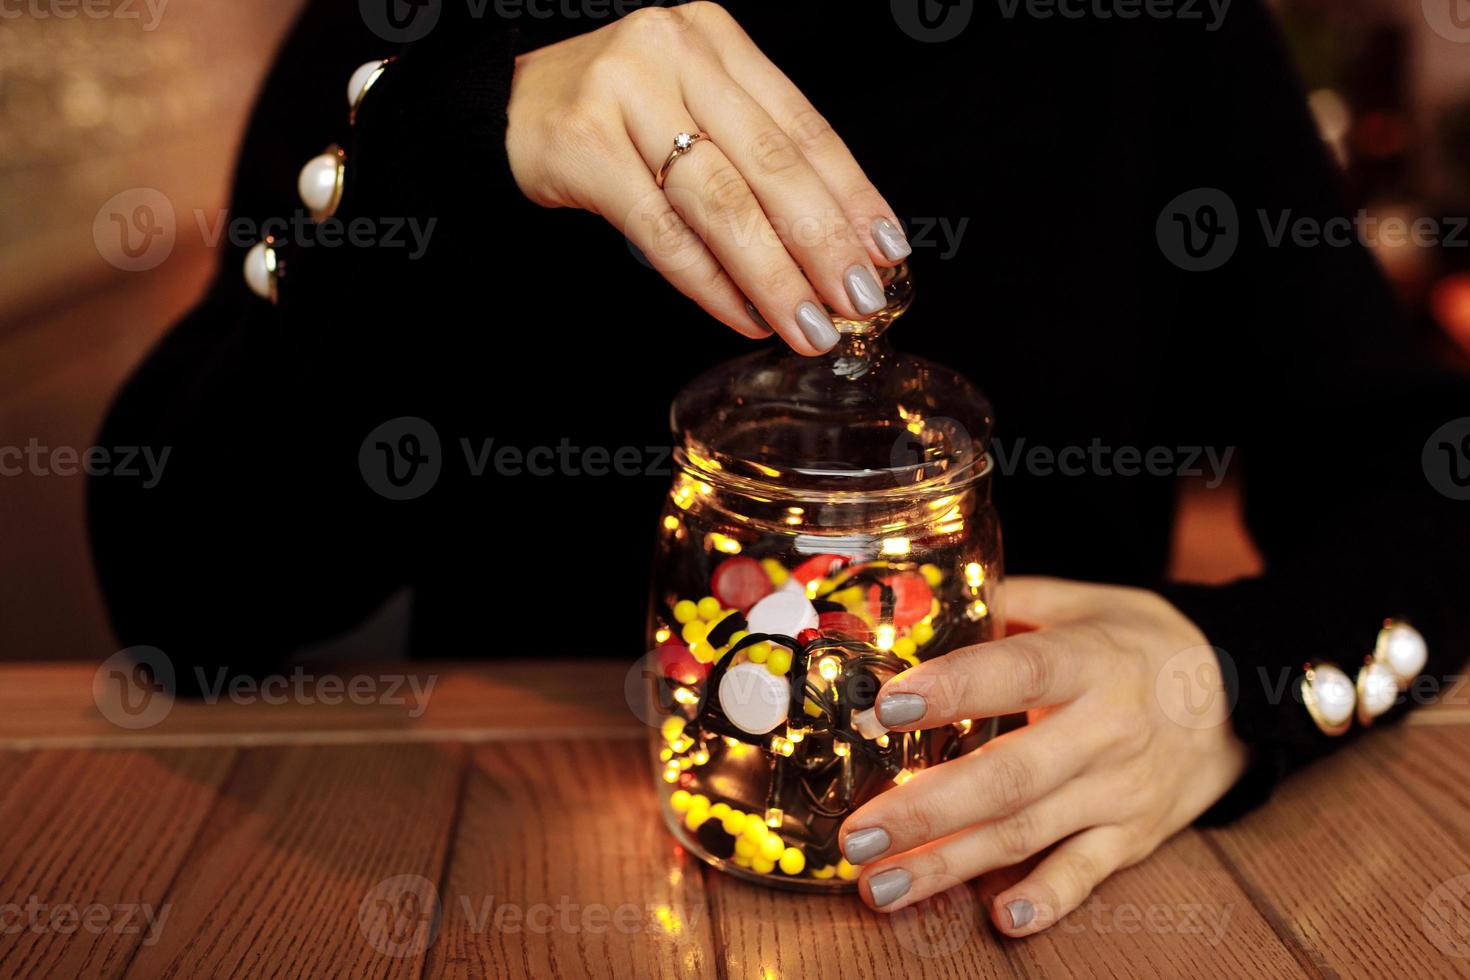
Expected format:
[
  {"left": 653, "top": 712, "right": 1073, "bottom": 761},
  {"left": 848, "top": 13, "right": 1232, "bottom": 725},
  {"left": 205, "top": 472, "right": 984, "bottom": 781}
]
[
  {"left": 712, "top": 24, "right": 910, "bottom": 266},
  {"left": 857, "top": 780, "right": 1105, "bottom": 914},
  {"left": 623, "top": 106, "right": 839, "bottom": 356},
  {"left": 679, "top": 62, "right": 888, "bottom": 322},
  {"left": 839, "top": 717, "right": 1105, "bottom": 863},
  {"left": 875, "top": 625, "right": 1104, "bottom": 730},
  {"left": 1006, "top": 575, "right": 1113, "bottom": 629},
  {"left": 990, "top": 825, "right": 1135, "bottom": 936}
]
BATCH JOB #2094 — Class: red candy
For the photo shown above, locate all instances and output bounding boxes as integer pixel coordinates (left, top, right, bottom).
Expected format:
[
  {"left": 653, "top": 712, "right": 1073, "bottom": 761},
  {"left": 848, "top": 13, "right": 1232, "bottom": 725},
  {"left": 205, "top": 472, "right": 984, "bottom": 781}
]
[
  {"left": 791, "top": 554, "right": 850, "bottom": 585},
  {"left": 866, "top": 572, "right": 933, "bottom": 628},
  {"left": 657, "top": 643, "right": 708, "bottom": 685},
  {"left": 796, "top": 628, "right": 822, "bottom": 646},
  {"left": 818, "top": 611, "right": 872, "bottom": 641},
  {"left": 710, "top": 556, "right": 773, "bottom": 613}
]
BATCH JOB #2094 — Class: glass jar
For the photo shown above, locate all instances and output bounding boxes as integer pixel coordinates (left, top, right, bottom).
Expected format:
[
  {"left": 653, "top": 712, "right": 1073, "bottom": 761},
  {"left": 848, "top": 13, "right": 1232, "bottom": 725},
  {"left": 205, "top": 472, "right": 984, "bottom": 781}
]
[{"left": 645, "top": 265, "right": 1004, "bottom": 891}]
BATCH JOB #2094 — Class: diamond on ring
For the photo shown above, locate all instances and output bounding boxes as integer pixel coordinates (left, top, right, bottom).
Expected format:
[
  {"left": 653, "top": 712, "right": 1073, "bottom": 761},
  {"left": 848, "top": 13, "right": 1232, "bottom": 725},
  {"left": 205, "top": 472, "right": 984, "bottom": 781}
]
[{"left": 675, "top": 132, "right": 695, "bottom": 151}]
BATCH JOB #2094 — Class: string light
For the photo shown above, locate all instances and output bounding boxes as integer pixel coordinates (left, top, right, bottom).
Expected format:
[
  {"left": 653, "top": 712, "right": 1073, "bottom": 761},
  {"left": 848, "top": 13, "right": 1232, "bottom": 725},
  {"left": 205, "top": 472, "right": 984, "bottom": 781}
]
[
  {"left": 833, "top": 741, "right": 850, "bottom": 757},
  {"left": 881, "top": 537, "right": 911, "bottom": 557},
  {"left": 765, "top": 808, "right": 784, "bottom": 828},
  {"left": 818, "top": 657, "right": 841, "bottom": 681},
  {"left": 964, "top": 562, "right": 984, "bottom": 589},
  {"left": 769, "top": 735, "right": 796, "bottom": 757},
  {"left": 674, "top": 686, "right": 699, "bottom": 706}
]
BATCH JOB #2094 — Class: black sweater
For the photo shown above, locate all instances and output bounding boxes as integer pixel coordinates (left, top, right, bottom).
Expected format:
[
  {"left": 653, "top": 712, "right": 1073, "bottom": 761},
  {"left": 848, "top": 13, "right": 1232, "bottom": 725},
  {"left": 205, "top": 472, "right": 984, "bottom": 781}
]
[{"left": 88, "top": 0, "right": 1470, "bottom": 822}]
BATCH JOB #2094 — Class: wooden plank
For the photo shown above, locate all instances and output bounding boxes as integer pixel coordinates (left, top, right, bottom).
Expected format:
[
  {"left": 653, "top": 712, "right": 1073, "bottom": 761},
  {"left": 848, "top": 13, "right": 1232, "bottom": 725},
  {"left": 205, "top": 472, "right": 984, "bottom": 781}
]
[
  {"left": 426, "top": 739, "right": 717, "bottom": 980},
  {"left": 1359, "top": 724, "right": 1470, "bottom": 848},
  {"left": 0, "top": 748, "right": 237, "bottom": 980},
  {"left": 984, "top": 831, "right": 1308, "bottom": 980},
  {"left": 1205, "top": 727, "right": 1470, "bottom": 977},
  {"left": 0, "top": 660, "right": 639, "bottom": 748},
  {"left": 123, "top": 743, "right": 465, "bottom": 979}
]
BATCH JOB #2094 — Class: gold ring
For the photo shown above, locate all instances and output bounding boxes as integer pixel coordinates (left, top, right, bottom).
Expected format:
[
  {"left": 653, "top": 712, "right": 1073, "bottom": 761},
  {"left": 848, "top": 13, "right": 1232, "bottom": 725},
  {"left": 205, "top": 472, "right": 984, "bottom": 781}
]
[{"left": 656, "top": 131, "right": 710, "bottom": 189}]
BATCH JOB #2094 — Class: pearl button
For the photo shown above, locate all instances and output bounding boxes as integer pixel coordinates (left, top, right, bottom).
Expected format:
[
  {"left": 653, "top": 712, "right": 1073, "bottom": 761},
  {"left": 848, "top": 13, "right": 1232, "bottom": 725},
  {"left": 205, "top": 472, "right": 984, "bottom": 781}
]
[
  {"left": 718, "top": 662, "right": 789, "bottom": 735},
  {"left": 243, "top": 241, "right": 277, "bottom": 302},
  {"left": 1357, "top": 661, "right": 1399, "bottom": 723},
  {"left": 745, "top": 591, "right": 818, "bottom": 642},
  {"left": 1375, "top": 620, "right": 1427, "bottom": 684},
  {"left": 297, "top": 148, "right": 344, "bottom": 218},
  {"left": 347, "top": 60, "right": 387, "bottom": 111},
  {"left": 1305, "top": 663, "right": 1355, "bottom": 731}
]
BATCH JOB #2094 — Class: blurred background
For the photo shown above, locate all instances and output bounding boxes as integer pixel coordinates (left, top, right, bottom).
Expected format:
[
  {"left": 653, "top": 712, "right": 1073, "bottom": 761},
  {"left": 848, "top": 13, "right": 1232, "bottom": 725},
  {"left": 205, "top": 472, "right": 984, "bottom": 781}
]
[{"left": 3, "top": 0, "right": 1469, "bottom": 662}]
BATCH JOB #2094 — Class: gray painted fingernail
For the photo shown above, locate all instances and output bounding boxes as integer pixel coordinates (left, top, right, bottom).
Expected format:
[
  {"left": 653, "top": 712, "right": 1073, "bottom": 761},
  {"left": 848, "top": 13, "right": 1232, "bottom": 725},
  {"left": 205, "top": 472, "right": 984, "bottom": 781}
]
[
  {"left": 744, "top": 301, "right": 773, "bottom": 333},
  {"left": 1006, "top": 899, "right": 1035, "bottom": 930},
  {"left": 795, "top": 301, "right": 840, "bottom": 351},
  {"left": 844, "top": 265, "right": 887, "bottom": 315},
  {"left": 843, "top": 827, "right": 891, "bottom": 865},
  {"left": 869, "top": 868, "right": 912, "bottom": 908},
  {"left": 877, "top": 693, "right": 927, "bottom": 727},
  {"left": 872, "top": 218, "right": 912, "bottom": 261}
]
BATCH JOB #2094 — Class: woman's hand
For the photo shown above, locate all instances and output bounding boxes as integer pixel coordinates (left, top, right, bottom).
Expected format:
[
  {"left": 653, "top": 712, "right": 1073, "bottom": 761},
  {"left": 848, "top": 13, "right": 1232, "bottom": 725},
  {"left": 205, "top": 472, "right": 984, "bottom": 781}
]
[
  {"left": 840, "top": 576, "right": 1250, "bottom": 935},
  {"left": 505, "top": 2, "right": 909, "bottom": 355}
]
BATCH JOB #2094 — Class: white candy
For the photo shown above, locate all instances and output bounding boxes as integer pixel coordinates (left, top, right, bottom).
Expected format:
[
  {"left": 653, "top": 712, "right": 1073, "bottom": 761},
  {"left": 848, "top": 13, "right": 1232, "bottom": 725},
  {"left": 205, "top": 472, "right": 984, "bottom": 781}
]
[
  {"left": 718, "top": 662, "right": 789, "bottom": 735},
  {"left": 745, "top": 591, "right": 818, "bottom": 641},
  {"left": 1375, "top": 621, "right": 1427, "bottom": 683}
]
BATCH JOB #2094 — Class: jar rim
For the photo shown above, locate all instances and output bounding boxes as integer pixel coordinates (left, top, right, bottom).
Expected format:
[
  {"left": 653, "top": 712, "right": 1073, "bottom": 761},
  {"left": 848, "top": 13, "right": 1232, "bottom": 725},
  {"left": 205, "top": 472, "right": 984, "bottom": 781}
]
[{"left": 673, "top": 446, "right": 994, "bottom": 503}]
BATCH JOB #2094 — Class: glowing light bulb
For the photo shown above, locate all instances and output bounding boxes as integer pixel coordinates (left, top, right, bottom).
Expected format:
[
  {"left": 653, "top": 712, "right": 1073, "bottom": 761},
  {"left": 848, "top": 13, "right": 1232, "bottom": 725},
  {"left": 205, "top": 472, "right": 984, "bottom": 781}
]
[
  {"left": 769, "top": 735, "right": 795, "bottom": 757},
  {"left": 765, "top": 808, "right": 784, "bottom": 828},
  {"left": 894, "top": 769, "right": 915, "bottom": 786},
  {"left": 674, "top": 686, "right": 699, "bottom": 706},
  {"left": 881, "top": 537, "right": 911, "bottom": 557},
  {"left": 964, "top": 562, "right": 984, "bottom": 589},
  {"left": 655, "top": 626, "right": 672, "bottom": 644},
  {"left": 876, "top": 625, "right": 896, "bottom": 651},
  {"left": 663, "top": 515, "right": 680, "bottom": 531},
  {"left": 692, "top": 748, "right": 710, "bottom": 765},
  {"left": 834, "top": 741, "right": 850, "bottom": 757}
]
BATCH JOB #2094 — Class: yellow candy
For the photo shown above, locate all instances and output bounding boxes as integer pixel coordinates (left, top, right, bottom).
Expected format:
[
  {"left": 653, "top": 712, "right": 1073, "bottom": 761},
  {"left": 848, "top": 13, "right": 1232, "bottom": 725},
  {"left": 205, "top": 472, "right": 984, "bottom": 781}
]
[
  {"left": 709, "top": 802, "right": 731, "bottom": 821},
  {"left": 761, "top": 558, "right": 788, "bottom": 586},
  {"left": 766, "top": 647, "right": 793, "bottom": 675},
  {"left": 811, "top": 864, "right": 836, "bottom": 879},
  {"left": 837, "top": 858, "right": 860, "bottom": 881},
  {"left": 681, "top": 620, "right": 707, "bottom": 645},
  {"left": 778, "top": 847, "right": 806, "bottom": 875},
  {"left": 690, "top": 794, "right": 710, "bottom": 811},
  {"left": 759, "top": 834, "right": 785, "bottom": 862},
  {"left": 689, "top": 641, "right": 714, "bottom": 664},
  {"left": 745, "top": 641, "right": 770, "bottom": 664},
  {"left": 734, "top": 854, "right": 753, "bottom": 868},
  {"left": 697, "top": 596, "right": 723, "bottom": 620},
  {"left": 893, "top": 636, "right": 917, "bottom": 658},
  {"left": 728, "top": 629, "right": 748, "bottom": 647},
  {"left": 734, "top": 836, "right": 758, "bottom": 859},
  {"left": 803, "top": 698, "right": 823, "bottom": 718},
  {"left": 920, "top": 564, "right": 943, "bottom": 587},
  {"left": 912, "top": 621, "right": 934, "bottom": 646},
  {"left": 685, "top": 808, "right": 709, "bottom": 831},
  {"left": 673, "top": 600, "right": 698, "bottom": 624},
  {"left": 742, "top": 818, "right": 767, "bottom": 842},
  {"left": 722, "top": 810, "right": 746, "bottom": 836},
  {"left": 751, "top": 856, "right": 776, "bottom": 874},
  {"left": 669, "top": 789, "right": 692, "bottom": 813},
  {"left": 662, "top": 716, "right": 686, "bottom": 743}
]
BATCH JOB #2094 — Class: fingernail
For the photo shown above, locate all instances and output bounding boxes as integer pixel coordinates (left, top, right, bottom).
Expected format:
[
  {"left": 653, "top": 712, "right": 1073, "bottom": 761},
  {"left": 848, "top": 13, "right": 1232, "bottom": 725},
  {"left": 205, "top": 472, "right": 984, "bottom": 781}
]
[
  {"left": 842, "top": 827, "right": 891, "bottom": 865},
  {"left": 872, "top": 218, "right": 912, "bottom": 261},
  {"left": 869, "top": 868, "right": 912, "bottom": 908},
  {"left": 744, "top": 300, "right": 773, "bottom": 334},
  {"left": 844, "top": 265, "right": 887, "bottom": 315},
  {"left": 877, "top": 692, "right": 927, "bottom": 727},
  {"left": 1006, "top": 899, "right": 1035, "bottom": 930},
  {"left": 795, "top": 301, "right": 840, "bottom": 351}
]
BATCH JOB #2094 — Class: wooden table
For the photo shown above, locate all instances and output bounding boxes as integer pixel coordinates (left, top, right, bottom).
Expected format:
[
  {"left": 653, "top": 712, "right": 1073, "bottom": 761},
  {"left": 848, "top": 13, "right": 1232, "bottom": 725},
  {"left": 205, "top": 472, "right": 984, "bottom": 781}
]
[{"left": 2, "top": 660, "right": 1468, "bottom": 979}]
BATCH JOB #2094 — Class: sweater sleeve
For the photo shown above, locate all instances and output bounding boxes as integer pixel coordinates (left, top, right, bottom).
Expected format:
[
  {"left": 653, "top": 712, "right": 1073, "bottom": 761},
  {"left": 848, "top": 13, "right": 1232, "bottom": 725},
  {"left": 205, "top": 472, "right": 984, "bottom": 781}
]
[{"left": 1146, "top": 0, "right": 1470, "bottom": 822}]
